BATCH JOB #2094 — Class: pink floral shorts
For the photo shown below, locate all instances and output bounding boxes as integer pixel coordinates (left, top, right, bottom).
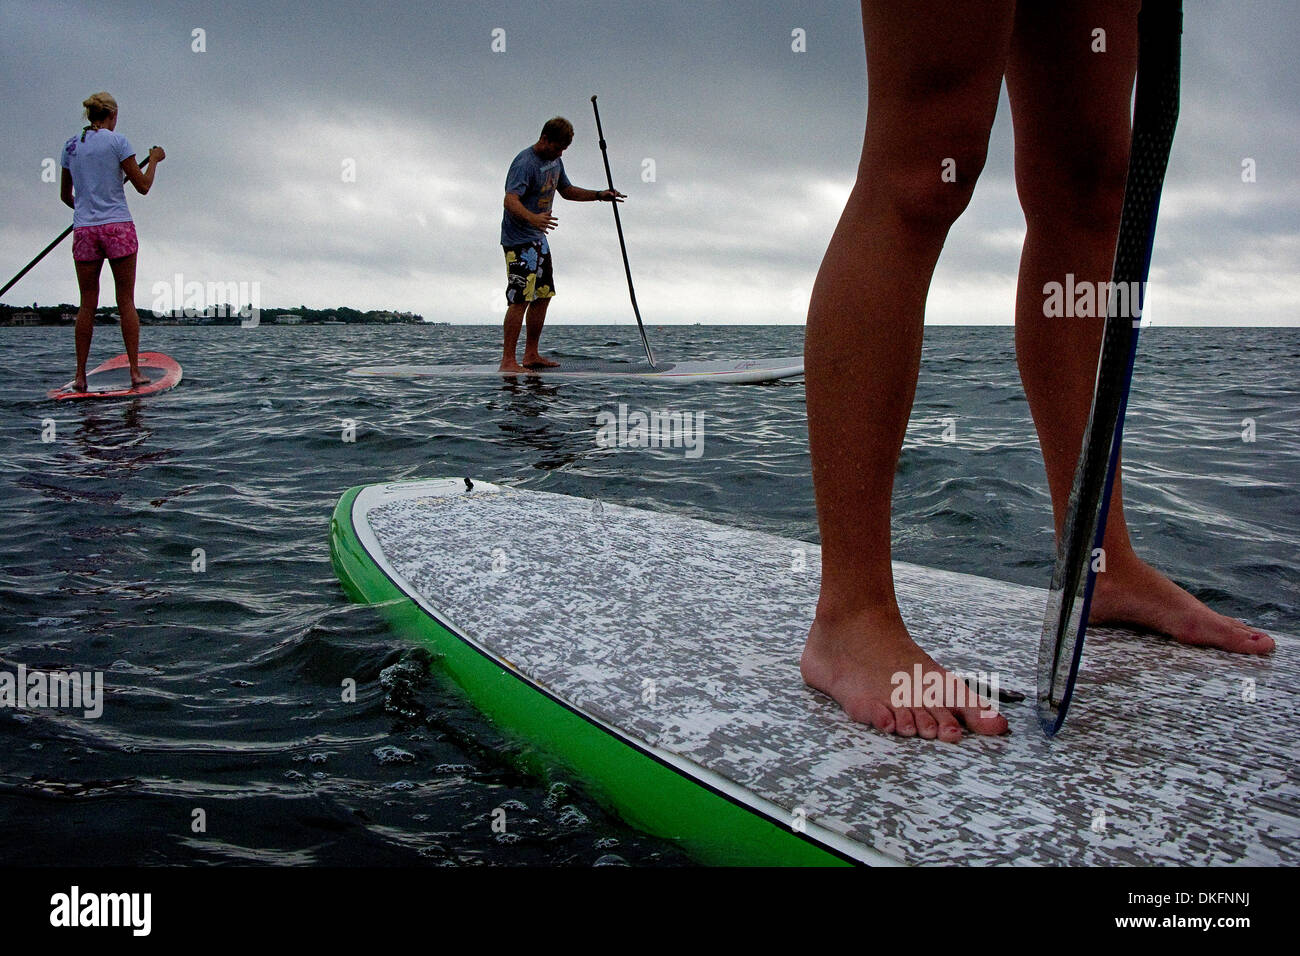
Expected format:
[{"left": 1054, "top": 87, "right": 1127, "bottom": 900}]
[{"left": 72, "top": 221, "right": 138, "bottom": 262}]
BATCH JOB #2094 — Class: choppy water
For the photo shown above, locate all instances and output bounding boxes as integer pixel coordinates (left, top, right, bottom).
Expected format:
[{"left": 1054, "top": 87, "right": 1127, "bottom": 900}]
[{"left": 1, "top": 323, "right": 1296, "bottom": 865}]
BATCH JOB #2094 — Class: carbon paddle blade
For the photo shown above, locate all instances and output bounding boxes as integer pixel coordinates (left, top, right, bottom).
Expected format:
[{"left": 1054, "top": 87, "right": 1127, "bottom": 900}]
[{"left": 1037, "top": 0, "right": 1183, "bottom": 737}]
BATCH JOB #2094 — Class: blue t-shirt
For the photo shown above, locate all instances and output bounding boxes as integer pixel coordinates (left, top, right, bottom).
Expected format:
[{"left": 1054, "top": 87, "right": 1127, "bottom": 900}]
[
  {"left": 61, "top": 129, "right": 134, "bottom": 228},
  {"left": 500, "top": 146, "right": 571, "bottom": 246}
]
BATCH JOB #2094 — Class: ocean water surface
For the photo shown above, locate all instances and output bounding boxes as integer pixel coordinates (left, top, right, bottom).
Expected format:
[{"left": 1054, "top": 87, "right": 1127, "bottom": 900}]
[{"left": 1, "top": 323, "right": 1296, "bottom": 865}]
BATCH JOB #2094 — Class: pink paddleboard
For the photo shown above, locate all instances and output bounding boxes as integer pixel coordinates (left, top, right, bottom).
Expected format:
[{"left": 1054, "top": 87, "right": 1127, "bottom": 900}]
[{"left": 49, "top": 351, "right": 183, "bottom": 401}]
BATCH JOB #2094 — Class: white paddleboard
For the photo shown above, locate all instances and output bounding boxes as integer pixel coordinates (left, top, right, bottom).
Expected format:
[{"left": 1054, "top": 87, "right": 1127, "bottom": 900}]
[
  {"left": 347, "top": 356, "right": 803, "bottom": 384},
  {"left": 331, "top": 478, "right": 1297, "bottom": 866}
]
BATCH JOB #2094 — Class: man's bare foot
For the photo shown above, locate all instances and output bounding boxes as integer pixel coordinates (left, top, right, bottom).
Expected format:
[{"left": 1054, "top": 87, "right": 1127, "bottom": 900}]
[
  {"left": 521, "top": 353, "right": 560, "bottom": 368},
  {"left": 498, "top": 360, "right": 531, "bottom": 374},
  {"left": 801, "top": 606, "right": 1009, "bottom": 743},
  {"left": 1090, "top": 555, "right": 1275, "bottom": 654},
  {"left": 72, "top": 376, "right": 87, "bottom": 393},
  {"left": 129, "top": 370, "right": 150, "bottom": 388}
]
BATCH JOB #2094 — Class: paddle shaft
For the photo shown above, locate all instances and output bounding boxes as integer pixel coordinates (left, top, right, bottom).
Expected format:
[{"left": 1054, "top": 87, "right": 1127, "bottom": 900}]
[
  {"left": 1, "top": 152, "right": 154, "bottom": 299},
  {"left": 590, "top": 96, "right": 655, "bottom": 368},
  {"left": 1037, "top": 0, "right": 1182, "bottom": 735}
]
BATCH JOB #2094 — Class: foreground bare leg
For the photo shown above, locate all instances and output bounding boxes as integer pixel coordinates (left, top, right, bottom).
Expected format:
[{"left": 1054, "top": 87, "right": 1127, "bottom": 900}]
[
  {"left": 801, "top": 0, "right": 1017, "bottom": 742},
  {"left": 1006, "top": 0, "right": 1273, "bottom": 655}
]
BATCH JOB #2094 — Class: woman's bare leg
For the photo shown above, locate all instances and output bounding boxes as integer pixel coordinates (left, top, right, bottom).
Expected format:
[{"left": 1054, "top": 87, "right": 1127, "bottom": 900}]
[
  {"left": 108, "top": 252, "right": 149, "bottom": 386},
  {"left": 1006, "top": 1, "right": 1273, "bottom": 654},
  {"left": 73, "top": 259, "right": 102, "bottom": 391},
  {"left": 801, "top": 0, "right": 1017, "bottom": 742}
]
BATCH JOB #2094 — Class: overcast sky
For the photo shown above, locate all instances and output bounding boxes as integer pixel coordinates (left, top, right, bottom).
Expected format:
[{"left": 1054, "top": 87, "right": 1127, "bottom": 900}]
[{"left": 1, "top": 0, "right": 1297, "bottom": 325}]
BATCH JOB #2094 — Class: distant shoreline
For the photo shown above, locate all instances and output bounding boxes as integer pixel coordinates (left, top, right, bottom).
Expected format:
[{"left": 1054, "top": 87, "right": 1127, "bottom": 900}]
[{"left": 0, "top": 304, "right": 425, "bottom": 327}]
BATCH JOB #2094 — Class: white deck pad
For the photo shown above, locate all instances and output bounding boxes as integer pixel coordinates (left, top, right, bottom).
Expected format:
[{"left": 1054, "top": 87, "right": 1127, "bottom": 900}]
[{"left": 353, "top": 479, "right": 1297, "bottom": 866}]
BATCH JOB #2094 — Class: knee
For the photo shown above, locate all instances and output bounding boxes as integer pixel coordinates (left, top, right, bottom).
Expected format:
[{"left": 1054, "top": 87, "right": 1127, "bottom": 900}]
[{"left": 861, "top": 133, "right": 991, "bottom": 232}]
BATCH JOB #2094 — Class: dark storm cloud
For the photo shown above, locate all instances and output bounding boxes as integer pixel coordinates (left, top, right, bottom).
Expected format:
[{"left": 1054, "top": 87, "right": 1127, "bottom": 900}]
[{"left": 1, "top": 0, "right": 1295, "bottom": 324}]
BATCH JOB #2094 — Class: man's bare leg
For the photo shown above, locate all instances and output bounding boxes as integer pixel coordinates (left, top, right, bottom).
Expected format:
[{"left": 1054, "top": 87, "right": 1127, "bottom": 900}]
[
  {"left": 800, "top": 0, "right": 1017, "bottom": 742},
  {"left": 1006, "top": 1, "right": 1273, "bottom": 655},
  {"left": 521, "top": 297, "right": 559, "bottom": 367},
  {"left": 500, "top": 301, "right": 530, "bottom": 372},
  {"left": 109, "top": 252, "right": 149, "bottom": 387},
  {"left": 73, "top": 258, "right": 102, "bottom": 392}
]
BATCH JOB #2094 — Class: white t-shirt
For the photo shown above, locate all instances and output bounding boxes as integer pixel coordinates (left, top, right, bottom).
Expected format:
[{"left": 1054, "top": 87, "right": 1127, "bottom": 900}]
[{"left": 61, "top": 128, "right": 134, "bottom": 228}]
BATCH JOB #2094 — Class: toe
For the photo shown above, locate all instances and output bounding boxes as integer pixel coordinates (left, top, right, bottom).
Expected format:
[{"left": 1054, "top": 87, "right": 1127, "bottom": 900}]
[
  {"left": 1235, "top": 622, "right": 1275, "bottom": 654},
  {"left": 959, "top": 705, "right": 1008, "bottom": 736},
  {"left": 1241, "top": 633, "right": 1275, "bottom": 654},
  {"left": 860, "top": 699, "right": 895, "bottom": 734},
  {"left": 894, "top": 707, "right": 917, "bottom": 737},
  {"left": 931, "top": 708, "right": 964, "bottom": 743},
  {"left": 912, "top": 708, "right": 939, "bottom": 740}
]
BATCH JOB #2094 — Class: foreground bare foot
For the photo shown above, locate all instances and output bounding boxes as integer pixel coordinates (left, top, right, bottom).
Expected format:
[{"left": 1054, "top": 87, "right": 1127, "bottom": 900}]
[
  {"left": 801, "top": 606, "right": 1008, "bottom": 743},
  {"left": 498, "top": 360, "right": 531, "bottom": 374},
  {"left": 129, "top": 370, "right": 150, "bottom": 388},
  {"left": 521, "top": 352, "right": 560, "bottom": 368},
  {"left": 72, "top": 376, "right": 87, "bottom": 392},
  {"left": 1090, "top": 556, "right": 1275, "bottom": 654}
]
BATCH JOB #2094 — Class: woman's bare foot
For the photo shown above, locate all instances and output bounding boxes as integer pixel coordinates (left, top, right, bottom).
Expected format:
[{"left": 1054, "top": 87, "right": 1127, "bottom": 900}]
[
  {"left": 801, "top": 606, "right": 1009, "bottom": 743},
  {"left": 1090, "top": 555, "right": 1275, "bottom": 654},
  {"left": 129, "top": 369, "right": 150, "bottom": 388},
  {"left": 498, "top": 360, "right": 530, "bottom": 374},
  {"left": 72, "top": 376, "right": 87, "bottom": 392},
  {"left": 522, "top": 352, "right": 559, "bottom": 368}
]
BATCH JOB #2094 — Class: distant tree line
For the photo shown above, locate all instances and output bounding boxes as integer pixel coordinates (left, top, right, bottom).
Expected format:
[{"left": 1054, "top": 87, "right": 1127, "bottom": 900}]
[{"left": 0, "top": 303, "right": 423, "bottom": 326}]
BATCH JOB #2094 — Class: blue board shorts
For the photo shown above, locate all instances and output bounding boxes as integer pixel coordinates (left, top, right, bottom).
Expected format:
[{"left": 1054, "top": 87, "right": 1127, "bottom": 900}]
[{"left": 503, "top": 240, "right": 555, "bottom": 304}]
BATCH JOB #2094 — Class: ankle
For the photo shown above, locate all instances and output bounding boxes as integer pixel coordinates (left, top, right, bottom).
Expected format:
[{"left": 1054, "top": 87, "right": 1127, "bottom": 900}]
[
  {"left": 1092, "top": 550, "right": 1149, "bottom": 584},
  {"left": 813, "top": 595, "right": 901, "bottom": 630}
]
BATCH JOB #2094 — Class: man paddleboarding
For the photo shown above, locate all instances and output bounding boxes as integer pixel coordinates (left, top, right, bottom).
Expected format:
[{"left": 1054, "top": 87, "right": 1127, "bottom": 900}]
[
  {"left": 60, "top": 92, "right": 164, "bottom": 392},
  {"left": 499, "top": 117, "right": 624, "bottom": 373},
  {"left": 801, "top": 1, "right": 1274, "bottom": 743}
]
